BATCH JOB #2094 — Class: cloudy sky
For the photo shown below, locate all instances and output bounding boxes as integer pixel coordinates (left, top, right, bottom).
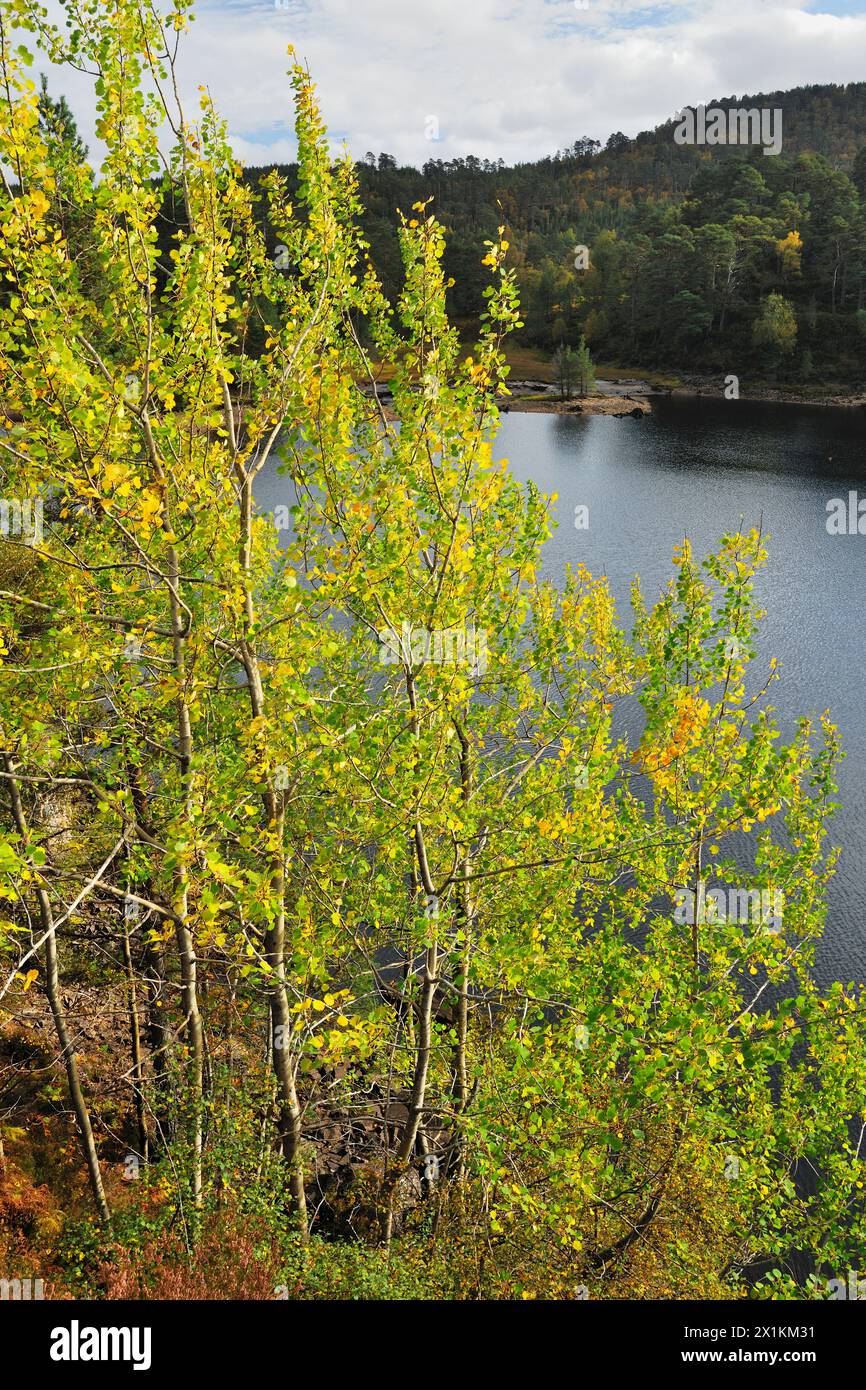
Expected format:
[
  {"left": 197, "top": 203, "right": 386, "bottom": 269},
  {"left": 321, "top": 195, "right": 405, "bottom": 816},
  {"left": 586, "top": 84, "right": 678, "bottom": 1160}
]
[{"left": 35, "top": 0, "right": 866, "bottom": 168}]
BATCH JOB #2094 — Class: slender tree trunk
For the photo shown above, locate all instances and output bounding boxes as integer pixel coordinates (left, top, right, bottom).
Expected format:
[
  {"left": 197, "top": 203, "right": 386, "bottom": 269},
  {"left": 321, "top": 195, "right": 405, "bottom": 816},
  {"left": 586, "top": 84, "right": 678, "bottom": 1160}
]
[
  {"left": 173, "top": 883, "right": 203, "bottom": 1209},
  {"left": 692, "top": 828, "right": 704, "bottom": 980},
  {"left": 128, "top": 769, "right": 173, "bottom": 1139},
  {"left": 385, "top": 933, "right": 438, "bottom": 1245},
  {"left": 141, "top": 414, "right": 204, "bottom": 1207},
  {"left": 165, "top": 538, "right": 204, "bottom": 1211},
  {"left": 121, "top": 906, "right": 148, "bottom": 1162},
  {"left": 383, "top": 675, "right": 444, "bottom": 1241},
  {"left": 451, "top": 721, "right": 474, "bottom": 1181},
  {"left": 384, "top": 793, "right": 440, "bottom": 1242},
  {"left": 143, "top": 934, "right": 172, "bottom": 1139},
  {"left": 3, "top": 754, "right": 111, "bottom": 1225},
  {"left": 395, "top": 936, "right": 438, "bottom": 1171},
  {"left": 265, "top": 887, "right": 309, "bottom": 1238},
  {"left": 232, "top": 448, "right": 308, "bottom": 1238}
]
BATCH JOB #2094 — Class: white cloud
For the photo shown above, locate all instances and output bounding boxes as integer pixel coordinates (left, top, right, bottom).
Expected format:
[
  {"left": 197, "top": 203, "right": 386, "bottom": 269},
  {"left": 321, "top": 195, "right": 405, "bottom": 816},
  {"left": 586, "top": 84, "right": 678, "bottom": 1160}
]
[{"left": 29, "top": 0, "right": 866, "bottom": 169}]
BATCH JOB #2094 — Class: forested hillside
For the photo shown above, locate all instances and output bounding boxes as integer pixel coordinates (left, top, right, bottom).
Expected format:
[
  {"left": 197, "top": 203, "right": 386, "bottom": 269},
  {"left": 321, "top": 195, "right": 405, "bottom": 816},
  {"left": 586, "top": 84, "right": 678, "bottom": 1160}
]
[{"left": 249, "top": 82, "right": 866, "bottom": 380}]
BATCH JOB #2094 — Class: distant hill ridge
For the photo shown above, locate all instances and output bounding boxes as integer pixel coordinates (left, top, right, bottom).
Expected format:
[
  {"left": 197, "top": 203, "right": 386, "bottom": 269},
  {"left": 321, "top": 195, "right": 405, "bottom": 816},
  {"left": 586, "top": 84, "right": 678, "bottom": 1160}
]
[{"left": 244, "top": 81, "right": 866, "bottom": 378}]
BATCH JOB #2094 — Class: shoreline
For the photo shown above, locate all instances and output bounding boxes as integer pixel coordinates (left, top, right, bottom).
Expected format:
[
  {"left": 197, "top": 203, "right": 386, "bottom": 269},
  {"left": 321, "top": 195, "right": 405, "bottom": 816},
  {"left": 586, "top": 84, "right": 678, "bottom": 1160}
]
[
  {"left": 501, "top": 375, "right": 866, "bottom": 414},
  {"left": 659, "top": 381, "right": 866, "bottom": 409},
  {"left": 502, "top": 393, "right": 649, "bottom": 417},
  {"left": 354, "top": 373, "right": 866, "bottom": 418}
]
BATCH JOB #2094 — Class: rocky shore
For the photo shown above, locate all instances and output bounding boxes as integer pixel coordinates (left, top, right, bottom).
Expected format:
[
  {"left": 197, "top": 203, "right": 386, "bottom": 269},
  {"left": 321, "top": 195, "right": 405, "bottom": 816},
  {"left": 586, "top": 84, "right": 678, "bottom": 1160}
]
[
  {"left": 361, "top": 373, "right": 866, "bottom": 419},
  {"left": 662, "top": 380, "right": 866, "bottom": 408},
  {"left": 500, "top": 378, "right": 651, "bottom": 416}
]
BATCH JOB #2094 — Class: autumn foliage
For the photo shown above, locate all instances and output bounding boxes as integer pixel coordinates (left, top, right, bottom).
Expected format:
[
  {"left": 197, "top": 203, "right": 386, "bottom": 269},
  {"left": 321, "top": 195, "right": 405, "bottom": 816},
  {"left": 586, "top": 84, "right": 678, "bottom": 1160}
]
[{"left": 0, "top": 0, "right": 864, "bottom": 1302}]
